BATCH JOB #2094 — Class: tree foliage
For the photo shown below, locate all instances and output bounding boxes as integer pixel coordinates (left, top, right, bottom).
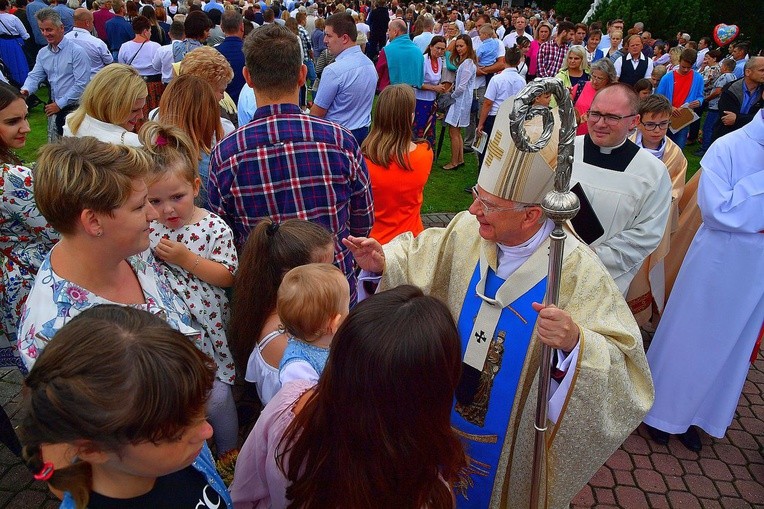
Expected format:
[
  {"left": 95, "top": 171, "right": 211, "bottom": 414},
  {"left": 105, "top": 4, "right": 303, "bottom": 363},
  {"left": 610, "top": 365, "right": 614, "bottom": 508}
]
[{"left": 552, "top": 0, "right": 763, "bottom": 53}]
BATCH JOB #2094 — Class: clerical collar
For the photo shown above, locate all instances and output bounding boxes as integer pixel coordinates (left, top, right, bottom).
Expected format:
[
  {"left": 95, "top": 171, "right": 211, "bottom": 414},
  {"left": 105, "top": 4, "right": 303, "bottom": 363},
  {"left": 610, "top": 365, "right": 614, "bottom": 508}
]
[
  {"left": 582, "top": 134, "right": 640, "bottom": 172},
  {"left": 634, "top": 131, "right": 666, "bottom": 159},
  {"left": 495, "top": 219, "right": 554, "bottom": 280}
]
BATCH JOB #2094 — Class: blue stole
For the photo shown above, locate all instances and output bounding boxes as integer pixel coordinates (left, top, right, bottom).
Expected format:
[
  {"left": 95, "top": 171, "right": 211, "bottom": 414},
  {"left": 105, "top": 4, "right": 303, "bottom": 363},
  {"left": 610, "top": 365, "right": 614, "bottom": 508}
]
[{"left": 452, "top": 263, "right": 547, "bottom": 509}]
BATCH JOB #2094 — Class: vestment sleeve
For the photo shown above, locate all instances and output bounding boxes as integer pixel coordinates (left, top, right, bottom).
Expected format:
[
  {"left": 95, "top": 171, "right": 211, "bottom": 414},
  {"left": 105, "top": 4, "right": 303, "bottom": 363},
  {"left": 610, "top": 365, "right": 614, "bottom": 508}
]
[
  {"left": 593, "top": 166, "right": 673, "bottom": 294},
  {"left": 698, "top": 142, "right": 764, "bottom": 233}
]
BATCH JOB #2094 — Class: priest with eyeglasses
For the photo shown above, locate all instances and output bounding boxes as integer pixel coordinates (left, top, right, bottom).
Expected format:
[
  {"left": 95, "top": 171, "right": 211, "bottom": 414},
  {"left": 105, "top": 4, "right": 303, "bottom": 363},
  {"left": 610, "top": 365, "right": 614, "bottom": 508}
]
[{"left": 570, "top": 83, "right": 673, "bottom": 295}]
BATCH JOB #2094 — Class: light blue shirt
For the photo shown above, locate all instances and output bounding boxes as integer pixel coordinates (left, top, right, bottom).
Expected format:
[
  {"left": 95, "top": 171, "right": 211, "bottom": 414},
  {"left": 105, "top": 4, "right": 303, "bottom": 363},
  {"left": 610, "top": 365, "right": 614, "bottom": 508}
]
[
  {"left": 412, "top": 31, "right": 434, "bottom": 54},
  {"left": 203, "top": 0, "right": 225, "bottom": 12},
  {"left": 52, "top": 4, "right": 75, "bottom": 33},
  {"left": 64, "top": 27, "right": 113, "bottom": 79},
  {"left": 237, "top": 83, "right": 258, "bottom": 126},
  {"left": 313, "top": 45, "right": 376, "bottom": 130},
  {"left": 25, "top": 0, "right": 48, "bottom": 46},
  {"left": 21, "top": 37, "right": 89, "bottom": 109},
  {"left": 734, "top": 58, "right": 746, "bottom": 79}
]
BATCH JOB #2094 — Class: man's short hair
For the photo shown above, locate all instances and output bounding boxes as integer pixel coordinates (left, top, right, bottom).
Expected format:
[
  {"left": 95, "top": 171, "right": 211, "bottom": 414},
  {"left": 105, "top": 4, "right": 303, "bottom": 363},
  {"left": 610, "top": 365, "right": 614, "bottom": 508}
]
[
  {"left": 263, "top": 7, "right": 274, "bottom": 22},
  {"left": 325, "top": 12, "right": 357, "bottom": 42},
  {"left": 388, "top": 18, "right": 406, "bottom": 36},
  {"left": 720, "top": 58, "right": 735, "bottom": 72},
  {"left": 111, "top": 0, "right": 124, "bottom": 12},
  {"left": 638, "top": 93, "right": 671, "bottom": 117},
  {"left": 421, "top": 15, "right": 434, "bottom": 30},
  {"left": 588, "top": 29, "right": 602, "bottom": 39},
  {"left": 244, "top": 24, "right": 302, "bottom": 92},
  {"left": 556, "top": 20, "right": 574, "bottom": 35},
  {"left": 221, "top": 9, "right": 242, "bottom": 33},
  {"left": 735, "top": 41, "right": 750, "bottom": 55},
  {"left": 73, "top": 8, "right": 92, "bottom": 23},
  {"left": 131, "top": 15, "right": 150, "bottom": 34},
  {"left": 575, "top": 23, "right": 587, "bottom": 33},
  {"left": 699, "top": 36, "right": 712, "bottom": 47},
  {"left": 169, "top": 19, "right": 185, "bottom": 39},
  {"left": 680, "top": 48, "right": 697, "bottom": 65},
  {"left": 745, "top": 55, "right": 764, "bottom": 72},
  {"left": 185, "top": 10, "right": 210, "bottom": 39},
  {"left": 207, "top": 8, "right": 221, "bottom": 26},
  {"left": 35, "top": 7, "right": 63, "bottom": 26}
]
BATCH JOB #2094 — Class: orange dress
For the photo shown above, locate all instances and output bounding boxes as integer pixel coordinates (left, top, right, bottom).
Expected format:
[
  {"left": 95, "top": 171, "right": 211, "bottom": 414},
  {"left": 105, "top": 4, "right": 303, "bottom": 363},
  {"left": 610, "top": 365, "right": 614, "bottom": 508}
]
[{"left": 367, "top": 142, "right": 433, "bottom": 244}]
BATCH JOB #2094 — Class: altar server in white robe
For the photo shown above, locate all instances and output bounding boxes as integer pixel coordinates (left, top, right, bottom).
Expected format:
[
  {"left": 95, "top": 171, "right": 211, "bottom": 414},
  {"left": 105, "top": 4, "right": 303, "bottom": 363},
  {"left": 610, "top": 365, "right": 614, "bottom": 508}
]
[
  {"left": 344, "top": 99, "right": 653, "bottom": 509},
  {"left": 570, "top": 84, "right": 672, "bottom": 295},
  {"left": 643, "top": 109, "right": 764, "bottom": 452}
]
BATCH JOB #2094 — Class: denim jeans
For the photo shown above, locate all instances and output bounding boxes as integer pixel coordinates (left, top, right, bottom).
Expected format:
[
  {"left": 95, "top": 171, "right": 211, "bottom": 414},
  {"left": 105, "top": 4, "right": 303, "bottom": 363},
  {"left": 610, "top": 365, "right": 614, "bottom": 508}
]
[
  {"left": 668, "top": 125, "right": 689, "bottom": 150},
  {"left": 701, "top": 109, "right": 720, "bottom": 153}
]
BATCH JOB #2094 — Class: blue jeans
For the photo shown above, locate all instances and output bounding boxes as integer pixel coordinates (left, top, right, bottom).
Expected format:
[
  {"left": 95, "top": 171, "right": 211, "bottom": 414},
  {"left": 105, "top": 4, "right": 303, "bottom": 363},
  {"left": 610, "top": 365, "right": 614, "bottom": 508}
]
[
  {"left": 667, "top": 125, "right": 689, "bottom": 150},
  {"left": 701, "top": 109, "right": 719, "bottom": 153},
  {"left": 351, "top": 126, "right": 369, "bottom": 146}
]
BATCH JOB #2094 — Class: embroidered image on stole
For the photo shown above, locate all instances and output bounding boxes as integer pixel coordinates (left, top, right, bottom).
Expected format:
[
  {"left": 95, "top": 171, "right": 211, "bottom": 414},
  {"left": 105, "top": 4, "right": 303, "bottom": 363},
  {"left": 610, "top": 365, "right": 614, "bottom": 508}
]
[{"left": 455, "top": 330, "right": 507, "bottom": 427}]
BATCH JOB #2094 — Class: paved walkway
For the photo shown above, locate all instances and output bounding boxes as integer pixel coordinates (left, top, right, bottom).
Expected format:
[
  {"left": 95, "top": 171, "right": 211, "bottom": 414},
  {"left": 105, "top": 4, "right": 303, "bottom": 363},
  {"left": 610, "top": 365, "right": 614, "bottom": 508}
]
[{"left": 1, "top": 213, "right": 761, "bottom": 508}]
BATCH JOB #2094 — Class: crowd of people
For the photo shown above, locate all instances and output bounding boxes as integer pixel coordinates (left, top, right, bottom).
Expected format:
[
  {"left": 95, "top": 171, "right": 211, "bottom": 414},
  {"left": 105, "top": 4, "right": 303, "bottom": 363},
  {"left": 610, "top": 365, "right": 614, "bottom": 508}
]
[{"left": 0, "top": 0, "right": 761, "bottom": 507}]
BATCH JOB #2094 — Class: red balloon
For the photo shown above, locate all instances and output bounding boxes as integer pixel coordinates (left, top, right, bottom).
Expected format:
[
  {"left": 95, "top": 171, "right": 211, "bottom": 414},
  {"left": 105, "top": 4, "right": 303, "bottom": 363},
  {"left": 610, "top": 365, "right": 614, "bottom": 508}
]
[{"left": 713, "top": 24, "right": 740, "bottom": 47}]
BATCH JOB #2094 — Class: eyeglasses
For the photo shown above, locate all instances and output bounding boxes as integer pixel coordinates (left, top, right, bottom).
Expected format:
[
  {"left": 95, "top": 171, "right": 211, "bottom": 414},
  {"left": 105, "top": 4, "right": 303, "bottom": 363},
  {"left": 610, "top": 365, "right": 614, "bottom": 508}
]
[
  {"left": 470, "top": 186, "right": 528, "bottom": 215},
  {"left": 587, "top": 110, "right": 637, "bottom": 125},
  {"left": 590, "top": 75, "right": 608, "bottom": 82},
  {"left": 640, "top": 120, "right": 670, "bottom": 131}
]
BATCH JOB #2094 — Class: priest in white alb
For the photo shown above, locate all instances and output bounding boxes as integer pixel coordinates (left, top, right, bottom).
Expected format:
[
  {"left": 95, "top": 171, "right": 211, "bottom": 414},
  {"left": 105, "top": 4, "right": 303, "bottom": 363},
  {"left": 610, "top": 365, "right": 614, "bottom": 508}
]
[
  {"left": 344, "top": 99, "right": 654, "bottom": 509},
  {"left": 643, "top": 109, "right": 764, "bottom": 452}
]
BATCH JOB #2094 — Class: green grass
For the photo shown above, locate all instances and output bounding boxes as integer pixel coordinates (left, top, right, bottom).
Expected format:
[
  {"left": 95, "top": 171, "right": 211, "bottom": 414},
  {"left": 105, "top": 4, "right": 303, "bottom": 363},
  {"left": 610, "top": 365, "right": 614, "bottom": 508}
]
[{"left": 19, "top": 94, "right": 704, "bottom": 214}]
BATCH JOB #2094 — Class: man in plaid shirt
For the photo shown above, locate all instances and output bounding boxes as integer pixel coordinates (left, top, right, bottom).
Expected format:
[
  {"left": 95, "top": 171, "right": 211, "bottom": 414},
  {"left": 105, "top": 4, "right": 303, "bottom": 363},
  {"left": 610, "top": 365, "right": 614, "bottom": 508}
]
[
  {"left": 208, "top": 24, "right": 373, "bottom": 304},
  {"left": 536, "top": 20, "right": 575, "bottom": 78}
]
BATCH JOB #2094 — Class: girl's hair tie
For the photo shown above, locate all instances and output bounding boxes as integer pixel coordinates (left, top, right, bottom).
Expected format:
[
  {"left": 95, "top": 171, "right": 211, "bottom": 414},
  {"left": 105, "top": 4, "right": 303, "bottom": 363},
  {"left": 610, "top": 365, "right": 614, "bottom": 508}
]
[
  {"left": 33, "top": 461, "right": 55, "bottom": 482},
  {"left": 155, "top": 134, "right": 168, "bottom": 147},
  {"left": 266, "top": 221, "right": 280, "bottom": 236}
]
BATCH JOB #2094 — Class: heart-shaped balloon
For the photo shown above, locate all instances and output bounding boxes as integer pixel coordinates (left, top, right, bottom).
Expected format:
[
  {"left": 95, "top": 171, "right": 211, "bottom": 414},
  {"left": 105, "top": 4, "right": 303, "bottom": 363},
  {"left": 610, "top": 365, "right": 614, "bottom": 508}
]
[{"left": 713, "top": 23, "right": 740, "bottom": 47}]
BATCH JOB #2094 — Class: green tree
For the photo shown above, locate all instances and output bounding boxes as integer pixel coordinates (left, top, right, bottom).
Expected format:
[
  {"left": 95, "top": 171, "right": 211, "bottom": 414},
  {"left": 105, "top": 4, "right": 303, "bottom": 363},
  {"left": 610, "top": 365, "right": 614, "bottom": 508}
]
[{"left": 552, "top": 0, "right": 763, "bottom": 53}]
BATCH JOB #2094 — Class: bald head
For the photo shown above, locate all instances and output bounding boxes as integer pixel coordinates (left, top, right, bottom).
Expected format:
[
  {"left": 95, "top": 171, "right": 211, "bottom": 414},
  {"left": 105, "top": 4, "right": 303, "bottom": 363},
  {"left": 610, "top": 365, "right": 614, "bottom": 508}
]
[
  {"left": 73, "top": 7, "right": 93, "bottom": 27},
  {"left": 388, "top": 18, "right": 406, "bottom": 39}
]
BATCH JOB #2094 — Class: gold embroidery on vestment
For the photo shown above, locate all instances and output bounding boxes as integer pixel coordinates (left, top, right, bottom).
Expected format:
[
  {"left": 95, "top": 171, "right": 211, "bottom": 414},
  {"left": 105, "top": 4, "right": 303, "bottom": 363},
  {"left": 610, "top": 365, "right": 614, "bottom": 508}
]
[{"left": 455, "top": 330, "right": 507, "bottom": 426}]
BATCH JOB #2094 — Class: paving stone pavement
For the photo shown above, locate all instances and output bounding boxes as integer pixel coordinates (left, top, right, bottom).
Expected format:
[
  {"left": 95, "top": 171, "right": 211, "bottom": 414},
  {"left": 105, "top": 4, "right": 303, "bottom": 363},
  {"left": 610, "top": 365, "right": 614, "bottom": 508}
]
[{"left": 0, "top": 213, "right": 761, "bottom": 508}]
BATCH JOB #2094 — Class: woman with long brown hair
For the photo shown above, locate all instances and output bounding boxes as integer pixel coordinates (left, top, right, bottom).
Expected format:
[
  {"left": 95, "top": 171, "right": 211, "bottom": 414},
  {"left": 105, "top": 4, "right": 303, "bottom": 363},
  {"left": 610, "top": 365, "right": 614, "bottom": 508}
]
[
  {"left": 231, "top": 285, "right": 466, "bottom": 509},
  {"left": 362, "top": 84, "right": 432, "bottom": 244},
  {"left": 442, "top": 34, "right": 476, "bottom": 170}
]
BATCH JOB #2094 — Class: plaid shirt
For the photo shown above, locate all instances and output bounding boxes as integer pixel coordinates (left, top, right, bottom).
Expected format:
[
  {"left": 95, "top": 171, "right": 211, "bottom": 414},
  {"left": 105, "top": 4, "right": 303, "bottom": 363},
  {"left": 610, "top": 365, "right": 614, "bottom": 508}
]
[
  {"left": 298, "top": 26, "right": 312, "bottom": 62},
  {"left": 208, "top": 103, "right": 373, "bottom": 303},
  {"left": 536, "top": 40, "right": 569, "bottom": 78}
]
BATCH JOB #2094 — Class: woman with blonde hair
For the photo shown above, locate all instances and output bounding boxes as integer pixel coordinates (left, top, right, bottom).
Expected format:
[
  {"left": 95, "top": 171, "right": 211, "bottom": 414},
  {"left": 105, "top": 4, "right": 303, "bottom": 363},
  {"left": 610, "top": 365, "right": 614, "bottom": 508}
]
[
  {"left": 605, "top": 29, "right": 624, "bottom": 62},
  {"left": 157, "top": 74, "right": 224, "bottom": 206},
  {"left": 63, "top": 64, "right": 148, "bottom": 146},
  {"left": 556, "top": 45, "right": 589, "bottom": 89},
  {"left": 362, "top": 84, "right": 433, "bottom": 244}
]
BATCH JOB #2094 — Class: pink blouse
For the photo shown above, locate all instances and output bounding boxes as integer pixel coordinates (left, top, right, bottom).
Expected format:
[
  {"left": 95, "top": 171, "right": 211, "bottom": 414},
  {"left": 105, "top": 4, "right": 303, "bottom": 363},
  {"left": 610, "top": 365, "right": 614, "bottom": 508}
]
[{"left": 230, "top": 380, "right": 315, "bottom": 509}]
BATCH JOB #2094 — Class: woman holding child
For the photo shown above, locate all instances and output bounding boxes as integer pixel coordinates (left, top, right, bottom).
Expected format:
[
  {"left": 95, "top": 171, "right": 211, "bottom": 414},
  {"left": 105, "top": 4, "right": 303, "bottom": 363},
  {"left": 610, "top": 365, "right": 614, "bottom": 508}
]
[{"left": 231, "top": 285, "right": 466, "bottom": 509}]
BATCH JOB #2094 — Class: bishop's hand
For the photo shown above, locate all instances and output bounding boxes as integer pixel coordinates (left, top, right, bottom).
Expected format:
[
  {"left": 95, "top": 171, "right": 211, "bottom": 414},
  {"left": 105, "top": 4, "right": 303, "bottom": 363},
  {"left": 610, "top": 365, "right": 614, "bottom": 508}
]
[
  {"left": 531, "top": 302, "right": 580, "bottom": 353},
  {"left": 343, "top": 236, "right": 385, "bottom": 274}
]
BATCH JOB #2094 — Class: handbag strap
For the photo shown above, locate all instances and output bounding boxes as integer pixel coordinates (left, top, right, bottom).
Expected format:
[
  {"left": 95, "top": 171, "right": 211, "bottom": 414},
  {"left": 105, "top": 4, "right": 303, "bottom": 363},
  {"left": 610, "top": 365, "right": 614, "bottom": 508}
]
[{"left": 127, "top": 41, "right": 147, "bottom": 66}]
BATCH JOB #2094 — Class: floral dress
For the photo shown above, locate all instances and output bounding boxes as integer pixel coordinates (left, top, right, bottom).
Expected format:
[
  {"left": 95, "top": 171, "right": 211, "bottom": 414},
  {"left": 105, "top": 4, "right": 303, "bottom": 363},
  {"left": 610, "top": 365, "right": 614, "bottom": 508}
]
[
  {"left": 149, "top": 212, "right": 237, "bottom": 385},
  {"left": 0, "top": 164, "right": 58, "bottom": 372},
  {"left": 17, "top": 249, "right": 197, "bottom": 370}
]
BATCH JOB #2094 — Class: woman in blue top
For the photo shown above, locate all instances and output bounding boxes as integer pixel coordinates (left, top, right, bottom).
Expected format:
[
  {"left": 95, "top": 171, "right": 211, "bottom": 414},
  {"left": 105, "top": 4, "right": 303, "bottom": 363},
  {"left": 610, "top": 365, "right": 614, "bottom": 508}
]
[{"left": 20, "top": 305, "right": 233, "bottom": 509}]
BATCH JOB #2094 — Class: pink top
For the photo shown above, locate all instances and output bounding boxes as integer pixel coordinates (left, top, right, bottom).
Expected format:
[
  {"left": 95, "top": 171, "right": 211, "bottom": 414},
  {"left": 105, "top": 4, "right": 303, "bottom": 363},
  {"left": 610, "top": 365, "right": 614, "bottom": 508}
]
[
  {"left": 573, "top": 81, "right": 598, "bottom": 135},
  {"left": 528, "top": 39, "right": 541, "bottom": 75},
  {"left": 230, "top": 380, "right": 315, "bottom": 509}
]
